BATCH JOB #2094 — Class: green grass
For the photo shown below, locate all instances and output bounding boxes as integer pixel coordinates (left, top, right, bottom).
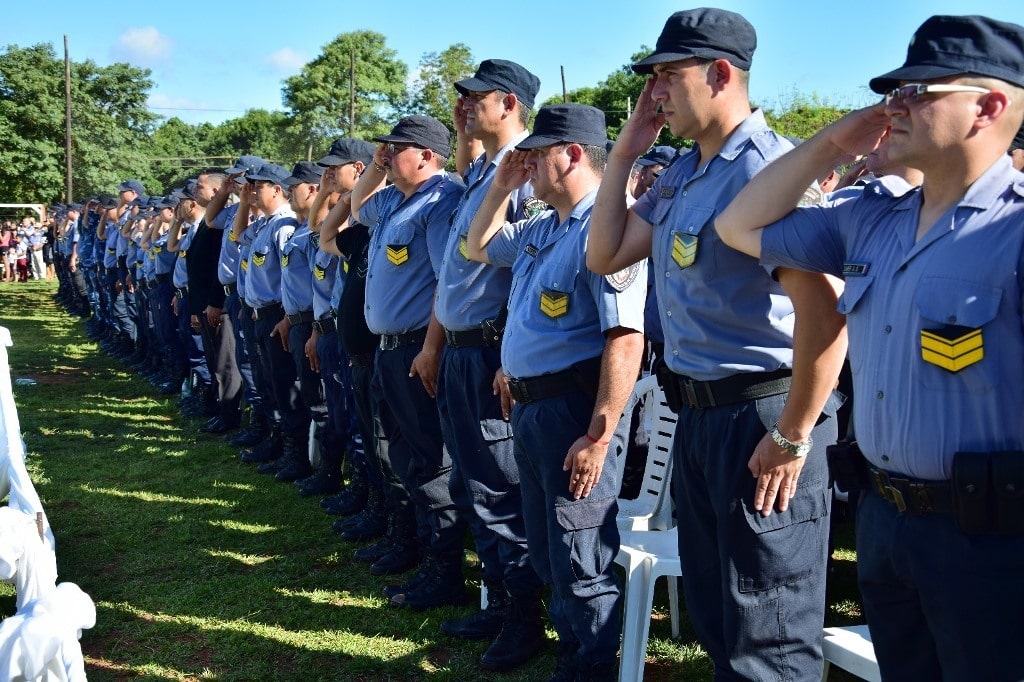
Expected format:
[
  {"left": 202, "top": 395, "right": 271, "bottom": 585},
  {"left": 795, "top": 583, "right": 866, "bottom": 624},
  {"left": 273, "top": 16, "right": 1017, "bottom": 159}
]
[{"left": 0, "top": 280, "right": 863, "bottom": 681}]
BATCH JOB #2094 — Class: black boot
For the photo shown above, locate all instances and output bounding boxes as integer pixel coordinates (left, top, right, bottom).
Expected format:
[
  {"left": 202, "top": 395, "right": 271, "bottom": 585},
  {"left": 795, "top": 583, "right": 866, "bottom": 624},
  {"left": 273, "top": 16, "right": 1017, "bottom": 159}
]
[
  {"left": 322, "top": 462, "right": 369, "bottom": 516},
  {"left": 548, "top": 642, "right": 579, "bottom": 682},
  {"left": 298, "top": 440, "right": 343, "bottom": 497},
  {"left": 275, "top": 433, "right": 314, "bottom": 482},
  {"left": 569, "top": 660, "right": 617, "bottom": 682},
  {"left": 228, "top": 410, "right": 271, "bottom": 447},
  {"left": 337, "top": 486, "right": 387, "bottom": 542},
  {"left": 389, "top": 553, "right": 467, "bottom": 611},
  {"left": 370, "top": 513, "right": 420, "bottom": 576},
  {"left": 352, "top": 512, "right": 399, "bottom": 563},
  {"left": 441, "top": 579, "right": 508, "bottom": 640},
  {"left": 382, "top": 550, "right": 434, "bottom": 599},
  {"left": 479, "top": 589, "right": 547, "bottom": 671},
  {"left": 240, "top": 423, "right": 282, "bottom": 463}
]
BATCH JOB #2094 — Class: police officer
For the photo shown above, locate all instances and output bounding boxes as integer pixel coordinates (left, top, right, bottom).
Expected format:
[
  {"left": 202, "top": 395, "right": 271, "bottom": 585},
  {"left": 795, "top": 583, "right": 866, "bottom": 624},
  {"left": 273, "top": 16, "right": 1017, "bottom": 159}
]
[
  {"left": 716, "top": 15, "right": 1024, "bottom": 681},
  {"left": 467, "top": 104, "right": 647, "bottom": 682},
  {"left": 433, "top": 58, "right": 546, "bottom": 671},
  {"left": 349, "top": 116, "right": 468, "bottom": 601},
  {"left": 237, "top": 163, "right": 309, "bottom": 476},
  {"left": 589, "top": 10, "right": 846, "bottom": 681}
]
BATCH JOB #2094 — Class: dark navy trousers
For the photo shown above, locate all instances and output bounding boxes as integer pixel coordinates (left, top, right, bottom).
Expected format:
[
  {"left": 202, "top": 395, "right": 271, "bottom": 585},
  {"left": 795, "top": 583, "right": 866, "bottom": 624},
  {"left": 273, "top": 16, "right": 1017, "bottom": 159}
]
[{"left": 673, "top": 391, "right": 840, "bottom": 682}]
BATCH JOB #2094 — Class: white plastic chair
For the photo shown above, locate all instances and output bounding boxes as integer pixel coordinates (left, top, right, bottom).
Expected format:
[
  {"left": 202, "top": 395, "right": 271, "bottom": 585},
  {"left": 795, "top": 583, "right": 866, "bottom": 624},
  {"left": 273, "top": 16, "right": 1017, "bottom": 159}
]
[
  {"left": 616, "top": 374, "right": 676, "bottom": 532},
  {"left": 615, "top": 528, "right": 682, "bottom": 682},
  {"left": 821, "top": 624, "right": 881, "bottom": 682}
]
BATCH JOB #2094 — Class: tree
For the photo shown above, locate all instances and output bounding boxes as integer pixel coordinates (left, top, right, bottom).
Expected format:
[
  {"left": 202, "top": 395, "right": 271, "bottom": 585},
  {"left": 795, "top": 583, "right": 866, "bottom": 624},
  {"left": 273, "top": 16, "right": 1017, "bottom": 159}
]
[
  {"left": 407, "top": 43, "right": 476, "bottom": 129},
  {"left": 760, "top": 92, "right": 850, "bottom": 141},
  {"left": 282, "top": 31, "right": 407, "bottom": 155},
  {"left": 203, "top": 109, "right": 304, "bottom": 164}
]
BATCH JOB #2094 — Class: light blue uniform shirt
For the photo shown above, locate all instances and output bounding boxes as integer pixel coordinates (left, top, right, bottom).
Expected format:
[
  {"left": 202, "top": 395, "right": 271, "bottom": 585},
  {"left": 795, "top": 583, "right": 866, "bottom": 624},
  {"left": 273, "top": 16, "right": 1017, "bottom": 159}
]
[
  {"left": 309, "top": 232, "right": 338, "bottom": 320},
  {"left": 632, "top": 110, "right": 795, "bottom": 381},
  {"left": 154, "top": 232, "right": 176, "bottom": 276},
  {"left": 281, "top": 221, "right": 314, "bottom": 315},
  {"left": 487, "top": 190, "right": 647, "bottom": 379},
  {"left": 172, "top": 222, "right": 198, "bottom": 289},
  {"left": 79, "top": 217, "right": 96, "bottom": 268},
  {"left": 214, "top": 203, "right": 242, "bottom": 286},
  {"left": 760, "top": 156, "right": 1024, "bottom": 480},
  {"left": 435, "top": 132, "right": 536, "bottom": 330},
  {"left": 243, "top": 205, "right": 298, "bottom": 309},
  {"left": 143, "top": 228, "right": 158, "bottom": 280},
  {"left": 361, "top": 172, "right": 466, "bottom": 335},
  {"left": 103, "top": 222, "right": 119, "bottom": 268}
]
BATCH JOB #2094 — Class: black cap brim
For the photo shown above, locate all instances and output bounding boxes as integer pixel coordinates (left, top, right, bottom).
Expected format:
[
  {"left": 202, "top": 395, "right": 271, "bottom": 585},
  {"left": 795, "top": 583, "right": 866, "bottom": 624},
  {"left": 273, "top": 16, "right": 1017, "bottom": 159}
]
[
  {"left": 868, "top": 64, "right": 966, "bottom": 94},
  {"left": 454, "top": 77, "right": 494, "bottom": 95},
  {"left": 631, "top": 51, "right": 698, "bottom": 74},
  {"left": 315, "top": 155, "right": 350, "bottom": 167}
]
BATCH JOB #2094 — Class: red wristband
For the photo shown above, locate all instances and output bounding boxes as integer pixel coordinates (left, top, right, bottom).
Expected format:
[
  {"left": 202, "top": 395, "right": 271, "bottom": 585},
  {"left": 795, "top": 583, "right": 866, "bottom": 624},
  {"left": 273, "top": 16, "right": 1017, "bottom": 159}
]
[{"left": 585, "top": 433, "right": 611, "bottom": 446}]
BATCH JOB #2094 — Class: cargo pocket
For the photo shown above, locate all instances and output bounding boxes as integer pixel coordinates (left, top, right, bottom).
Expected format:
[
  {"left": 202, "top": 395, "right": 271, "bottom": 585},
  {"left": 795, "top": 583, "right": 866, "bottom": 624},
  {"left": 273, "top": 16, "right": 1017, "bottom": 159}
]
[
  {"left": 555, "top": 494, "right": 618, "bottom": 583},
  {"left": 734, "top": 482, "right": 829, "bottom": 593}
]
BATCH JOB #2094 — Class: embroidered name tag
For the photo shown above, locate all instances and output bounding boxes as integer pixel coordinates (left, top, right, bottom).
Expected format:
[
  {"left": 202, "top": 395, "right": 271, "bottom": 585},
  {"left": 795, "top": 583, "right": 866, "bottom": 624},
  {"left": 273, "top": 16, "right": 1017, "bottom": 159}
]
[
  {"left": 921, "top": 325, "right": 984, "bottom": 373},
  {"left": 540, "top": 291, "right": 569, "bottom": 318},
  {"left": 843, "top": 262, "right": 870, "bottom": 276},
  {"left": 660, "top": 187, "right": 676, "bottom": 199},
  {"left": 671, "top": 232, "right": 697, "bottom": 269},
  {"left": 525, "top": 244, "right": 538, "bottom": 258}
]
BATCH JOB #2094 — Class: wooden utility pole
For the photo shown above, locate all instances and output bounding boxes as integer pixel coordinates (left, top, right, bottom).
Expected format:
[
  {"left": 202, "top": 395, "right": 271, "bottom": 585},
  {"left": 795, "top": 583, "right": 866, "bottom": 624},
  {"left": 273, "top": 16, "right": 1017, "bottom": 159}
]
[
  {"left": 64, "top": 35, "right": 73, "bottom": 202},
  {"left": 561, "top": 66, "right": 567, "bottom": 103},
  {"left": 349, "top": 49, "right": 356, "bottom": 137}
]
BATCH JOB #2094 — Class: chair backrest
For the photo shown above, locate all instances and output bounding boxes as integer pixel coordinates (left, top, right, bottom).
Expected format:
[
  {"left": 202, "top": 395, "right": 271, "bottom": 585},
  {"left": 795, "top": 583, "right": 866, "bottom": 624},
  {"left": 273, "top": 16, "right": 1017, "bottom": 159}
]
[{"left": 617, "top": 375, "right": 677, "bottom": 531}]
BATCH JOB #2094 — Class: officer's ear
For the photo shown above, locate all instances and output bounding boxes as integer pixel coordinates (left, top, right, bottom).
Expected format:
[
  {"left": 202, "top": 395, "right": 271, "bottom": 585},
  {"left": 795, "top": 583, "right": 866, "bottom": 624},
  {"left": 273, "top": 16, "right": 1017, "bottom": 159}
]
[
  {"left": 565, "top": 143, "right": 584, "bottom": 166},
  {"left": 503, "top": 92, "right": 518, "bottom": 115}
]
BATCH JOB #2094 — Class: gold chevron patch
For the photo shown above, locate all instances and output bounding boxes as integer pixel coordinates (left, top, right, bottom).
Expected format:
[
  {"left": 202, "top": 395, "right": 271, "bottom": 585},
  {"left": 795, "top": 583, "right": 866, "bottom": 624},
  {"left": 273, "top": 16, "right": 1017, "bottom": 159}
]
[
  {"left": 314, "top": 264, "right": 326, "bottom": 280},
  {"left": 154, "top": 246, "right": 162, "bottom": 253},
  {"left": 387, "top": 245, "right": 408, "bottom": 266},
  {"left": 240, "top": 259, "right": 248, "bottom": 271},
  {"left": 179, "top": 250, "right": 187, "bottom": 259},
  {"left": 252, "top": 253, "right": 266, "bottom": 267},
  {"left": 228, "top": 230, "right": 239, "bottom": 242},
  {"left": 281, "top": 253, "right": 289, "bottom": 267},
  {"left": 540, "top": 291, "right": 569, "bottom": 318},
  {"left": 342, "top": 260, "right": 349, "bottom": 274},
  {"left": 921, "top": 325, "right": 984, "bottom": 372},
  {"left": 671, "top": 233, "right": 697, "bottom": 269},
  {"left": 149, "top": 251, "right": 156, "bottom": 260},
  {"left": 107, "top": 247, "right": 116, "bottom": 254},
  {"left": 459, "top": 235, "right": 469, "bottom": 260}
]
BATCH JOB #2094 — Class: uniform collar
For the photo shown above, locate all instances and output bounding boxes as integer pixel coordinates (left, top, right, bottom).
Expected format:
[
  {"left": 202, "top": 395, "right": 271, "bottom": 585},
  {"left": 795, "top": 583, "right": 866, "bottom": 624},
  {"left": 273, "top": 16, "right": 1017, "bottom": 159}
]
[
  {"left": 960, "top": 153, "right": 1017, "bottom": 210},
  {"left": 712, "top": 109, "right": 772, "bottom": 162}
]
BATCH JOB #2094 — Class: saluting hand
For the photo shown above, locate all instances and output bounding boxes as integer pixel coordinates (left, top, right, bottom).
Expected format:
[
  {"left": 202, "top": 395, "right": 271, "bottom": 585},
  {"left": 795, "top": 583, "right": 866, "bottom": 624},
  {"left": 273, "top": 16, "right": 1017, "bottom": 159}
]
[
  {"left": 823, "top": 102, "right": 890, "bottom": 164},
  {"left": 493, "top": 150, "right": 531, "bottom": 193},
  {"left": 612, "top": 77, "right": 668, "bottom": 159}
]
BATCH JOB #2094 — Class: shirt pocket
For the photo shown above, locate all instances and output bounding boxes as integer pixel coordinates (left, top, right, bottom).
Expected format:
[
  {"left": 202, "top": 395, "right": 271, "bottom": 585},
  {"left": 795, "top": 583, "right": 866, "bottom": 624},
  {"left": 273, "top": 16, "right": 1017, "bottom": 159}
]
[
  {"left": 385, "top": 224, "right": 415, "bottom": 267},
  {"left": 916, "top": 277, "right": 1002, "bottom": 392},
  {"left": 836, "top": 275, "right": 874, "bottom": 374},
  {"left": 251, "top": 247, "right": 270, "bottom": 268},
  {"left": 662, "top": 206, "right": 716, "bottom": 277},
  {"left": 538, "top": 263, "right": 578, "bottom": 324}
]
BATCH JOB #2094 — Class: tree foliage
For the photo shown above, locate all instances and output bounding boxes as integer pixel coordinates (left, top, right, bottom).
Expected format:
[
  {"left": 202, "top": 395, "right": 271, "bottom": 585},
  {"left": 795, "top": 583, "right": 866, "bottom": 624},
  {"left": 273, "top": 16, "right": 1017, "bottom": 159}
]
[
  {"left": 282, "top": 31, "right": 407, "bottom": 155},
  {"left": 407, "top": 43, "right": 476, "bottom": 129}
]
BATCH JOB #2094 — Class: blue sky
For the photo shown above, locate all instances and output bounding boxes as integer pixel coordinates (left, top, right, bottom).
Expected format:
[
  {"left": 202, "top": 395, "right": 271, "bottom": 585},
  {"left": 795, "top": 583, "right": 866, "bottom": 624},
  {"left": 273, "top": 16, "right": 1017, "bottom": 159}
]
[{"left": 8, "top": 1, "right": 1024, "bottom": 126}]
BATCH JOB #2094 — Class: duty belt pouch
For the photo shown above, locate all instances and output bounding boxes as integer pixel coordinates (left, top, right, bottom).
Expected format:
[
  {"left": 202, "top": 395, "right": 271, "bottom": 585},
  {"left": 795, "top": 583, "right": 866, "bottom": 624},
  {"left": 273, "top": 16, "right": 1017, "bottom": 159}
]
[
  {"left": 653, "top": 359, "right": 683, "bottom": 413},
  {"left": 952, "top": 451, "right": 993, "bottom": 534},
  {"left": 991, "top": 451, "right": 1024, "bottom": 534},
  {"left": 826, "top": 440, "right": 868, "bottom": 492}
]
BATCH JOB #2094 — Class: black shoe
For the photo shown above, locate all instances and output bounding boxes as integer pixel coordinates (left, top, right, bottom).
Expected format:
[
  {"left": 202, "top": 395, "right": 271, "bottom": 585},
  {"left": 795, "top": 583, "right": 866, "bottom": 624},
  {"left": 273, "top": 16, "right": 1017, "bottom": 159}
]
[
  {"left": 382, "top": 554, "right": 434, "bottom": 599},
  {"left": 390, "top": 557, "right": 467, "bottom": 610},
  {"left": 340, "top": 511, "right": 387, "bottom": 543},
  {"left": 227, "top": 426, "right": 266, "bottom": 448},
  {"left": 322, "top": 470, "right": 369, "bottom": 516},
  {"left": 298, "top": 466, "right": 342, "bottom": 497},
  {"left": 256, "top": 457, "right": 287, "bottom": 475},
  {"left": 240, "top": 427, "right": 282, "bottom": 463},
  {"left": 441, "top": 581, "right": 508, "bottom": 640},
  {"left": 199, "top": 416, "right": 239, "bottom": 434},
  {"left": 548, "top": 642, "right": 580, "bottom": 682},
  {"left": 479, "top": 591, "right": 547, "bottom": 671},
  {"left": 352, "top": 535, "right": 395, "bottom": 564}
]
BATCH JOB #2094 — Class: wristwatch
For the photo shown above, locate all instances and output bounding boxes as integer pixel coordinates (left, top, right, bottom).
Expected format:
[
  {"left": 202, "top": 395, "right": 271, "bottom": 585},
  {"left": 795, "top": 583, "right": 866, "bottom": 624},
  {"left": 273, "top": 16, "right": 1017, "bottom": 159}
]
[{"left": 770, "top": 422, "right": 813, "bottom": 458}]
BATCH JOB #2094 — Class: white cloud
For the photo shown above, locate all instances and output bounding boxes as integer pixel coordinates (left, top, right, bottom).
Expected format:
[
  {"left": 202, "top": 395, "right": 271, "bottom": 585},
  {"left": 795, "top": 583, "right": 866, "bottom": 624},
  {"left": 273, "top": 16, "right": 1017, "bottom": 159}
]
[
  {"left": 112, "top": 27, "right": 173, "bottom": 66},
  {"left": 264, "top": 48, "right": 307, "bottom": 74}
]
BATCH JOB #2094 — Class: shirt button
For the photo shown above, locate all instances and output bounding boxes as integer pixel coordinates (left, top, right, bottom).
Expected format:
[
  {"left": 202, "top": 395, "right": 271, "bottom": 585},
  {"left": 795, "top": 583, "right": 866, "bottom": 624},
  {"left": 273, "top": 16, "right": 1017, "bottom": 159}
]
[
  {"left": 881, "top": 455, "right": 890, "bottom": 462},
  {"left": 666, "top": 311, "right": 672, "bottom": 317},
  {"left": 876, "top": 391, "right": 884, "bottom": 399},
  {"left": 682, "top": 190, "right": 687, "bottom": 197},
  {"left": 672, "top": 349, "right": 679, "bottom": 356},
  {"left": 553, "top": 282, "right": 558, "bottom": 287},
  {"left": 665, "top": 271, "right": 671, "bottom": 278},
  {"left": 884, "top": 325, "right": 892, "bottom": 333},
  {"left": 947, "top": 315, "right": 957, "bottom": 323}
]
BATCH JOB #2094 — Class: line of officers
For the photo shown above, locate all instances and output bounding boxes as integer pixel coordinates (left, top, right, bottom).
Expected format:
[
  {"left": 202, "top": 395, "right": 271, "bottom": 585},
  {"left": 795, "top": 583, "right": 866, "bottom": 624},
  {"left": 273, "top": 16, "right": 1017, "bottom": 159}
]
[{"left": 43, "top": 8, "right": 1024, "bottom": 681}]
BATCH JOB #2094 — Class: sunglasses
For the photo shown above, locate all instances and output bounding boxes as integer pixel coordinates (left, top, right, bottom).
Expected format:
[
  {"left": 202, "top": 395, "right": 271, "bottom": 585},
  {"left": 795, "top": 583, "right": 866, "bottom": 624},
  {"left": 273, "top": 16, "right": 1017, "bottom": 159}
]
[
  {"left": 385, "top": 142, "right": 424, "bottom": 154},
  {"left": 884, "top": 83, "right": 991, "bottom": 106}
]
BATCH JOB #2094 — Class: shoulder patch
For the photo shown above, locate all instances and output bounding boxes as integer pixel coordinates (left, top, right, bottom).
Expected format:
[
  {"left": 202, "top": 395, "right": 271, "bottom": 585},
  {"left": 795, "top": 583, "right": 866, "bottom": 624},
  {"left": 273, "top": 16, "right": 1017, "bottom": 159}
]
[
  {"left": 605, "top": 262, "right": 642, "bottom": 292},
  {"left": 798, "top": 183, "right": 826, "bottom": 207},
  {"left": 522, "top": 197, "right": 549, "bottom": 218}
]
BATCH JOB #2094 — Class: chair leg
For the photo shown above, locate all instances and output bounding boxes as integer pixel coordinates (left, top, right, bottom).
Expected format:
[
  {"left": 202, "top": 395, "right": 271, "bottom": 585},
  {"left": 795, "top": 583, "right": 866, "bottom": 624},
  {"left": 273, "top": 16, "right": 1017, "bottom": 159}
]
[
  {"left": 668, "top": 576, "right": 681, "bottom": 639},
  {"left": 618, "top": 552, "right": 656, "bottom": 682}
]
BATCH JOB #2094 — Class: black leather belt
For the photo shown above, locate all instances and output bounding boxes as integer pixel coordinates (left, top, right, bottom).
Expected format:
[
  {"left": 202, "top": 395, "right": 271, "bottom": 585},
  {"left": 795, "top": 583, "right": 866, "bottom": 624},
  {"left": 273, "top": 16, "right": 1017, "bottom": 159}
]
[
  {"left": 223, "top": 283, "right": 237, "bottom": 296},
  {"left": 676, "top": 368, "right": 792, "bottom": 409},
  {"left": 314, "top": 316, "right": 337, "bottom": 335},
  {"left": 380, "top": 327, "right": 428, "bottom": 351},
  {"left": 252, "top": 302, "right": 283, "bottom": 321},
  {"left": 507, "top": 356, "right": 602, "bottom": 405},
  {"left": 349, "top": 351, "right": 375, "bottom": 367},
  {"left": 869, "top": 467, "right": 953, "bottom": 515},
  {"left": 444, "top": 325, "right": 500, "bottom": 349},
  {"left": 155, "top": 273, "right": 171, "bottom": 284},
  {"left": 287, "top": 310, "right": 314, "bottom": 325}
]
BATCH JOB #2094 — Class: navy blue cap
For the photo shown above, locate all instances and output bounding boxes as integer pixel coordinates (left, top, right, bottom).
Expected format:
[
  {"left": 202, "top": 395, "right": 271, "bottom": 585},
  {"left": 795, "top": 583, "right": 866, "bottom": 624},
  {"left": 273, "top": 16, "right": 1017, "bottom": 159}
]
[
  {"left": 870, "top": 15, "right": 1024, "bottom": 93},
  {"left": 118, "top": 179, "right": 145, "bottom": 195},
  {"left": 316, "top": 138, "right": 375, "bottom": 167},
  {"left": 67, "top": 203, "right": 83, "bottom": 211},
  {"left": 224, "top": 155, "right": 265, "bottom": 176},
  {"left": 98, "top": 193, "right": 119, "bottom": 209},
  {"left": 632, "top": 8, "right": 756, "bottom": 74},
  {"left": 156, "top": 196, "right": 179, "bottom": 209},
  {"left": 517, "top": 104, "right": 608, "bottom": 150},
  {"left": 374, "top": 116, "right": 452, "bottom": 158},
  {"left": 455, "top": 59, "right": 541, "bottom": 109},
  {"left": 283, "top": 161, "right": 324, "bottom": 187},
  {"left": 246, "top": 162, "right": 292, "bottom": 187},
  {"left": 173, "top": 180, "right": 198, "bottom": 201},
  {"left": 637, "top": 145, "right": 676, "bottom": 167}
]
